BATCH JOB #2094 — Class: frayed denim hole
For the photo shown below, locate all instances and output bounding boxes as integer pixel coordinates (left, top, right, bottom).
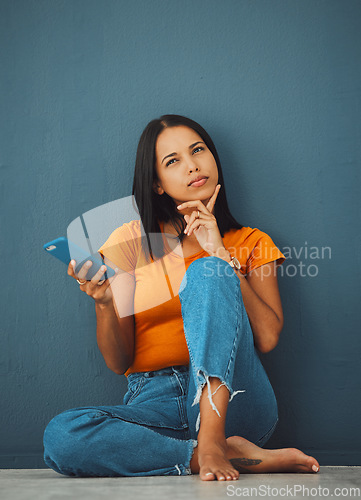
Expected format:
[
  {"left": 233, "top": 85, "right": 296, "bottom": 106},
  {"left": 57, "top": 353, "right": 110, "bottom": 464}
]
[{"left": 191, "top": 369, "right": 246, "bottom": 433}]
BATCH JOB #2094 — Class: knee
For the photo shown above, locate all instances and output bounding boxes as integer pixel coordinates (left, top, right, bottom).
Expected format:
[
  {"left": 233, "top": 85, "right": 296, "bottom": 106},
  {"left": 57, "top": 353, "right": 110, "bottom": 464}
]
[
  {"left": 179, "top": 256, "right": 239, "bottom": 296},
  {"left": 188, "top": 256, "right": 237, "bottom": 281},
  {"left": 43, "top": 408, "right": 100, "bottom": 476}
]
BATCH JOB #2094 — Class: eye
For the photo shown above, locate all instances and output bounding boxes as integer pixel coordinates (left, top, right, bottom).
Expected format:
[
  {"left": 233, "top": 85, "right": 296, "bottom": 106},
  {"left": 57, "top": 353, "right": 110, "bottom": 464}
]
[{"left": 165, "top": 147, "right": 204, "bottom": 167}]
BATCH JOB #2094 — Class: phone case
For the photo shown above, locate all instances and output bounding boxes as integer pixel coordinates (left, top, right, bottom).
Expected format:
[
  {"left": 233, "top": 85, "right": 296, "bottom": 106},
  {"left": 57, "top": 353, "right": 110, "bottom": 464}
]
[{"left": 43, "top": 237, "right": 115, "bottom": 281}]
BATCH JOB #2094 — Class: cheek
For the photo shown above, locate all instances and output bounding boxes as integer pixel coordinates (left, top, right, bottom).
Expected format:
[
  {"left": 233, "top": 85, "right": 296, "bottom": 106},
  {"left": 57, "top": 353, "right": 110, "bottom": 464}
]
[
  {"left": 205, "top": 152, "right": 217, "bottom": 167},
  {"left": 162, "top": 174, "right": 184, "bottom": 192}
]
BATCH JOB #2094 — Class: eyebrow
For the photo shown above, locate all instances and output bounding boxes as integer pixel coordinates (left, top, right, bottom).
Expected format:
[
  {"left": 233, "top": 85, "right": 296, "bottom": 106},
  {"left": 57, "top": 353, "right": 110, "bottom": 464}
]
[{"left": 161, "top": 141, "right": 205, "bottom": 164}]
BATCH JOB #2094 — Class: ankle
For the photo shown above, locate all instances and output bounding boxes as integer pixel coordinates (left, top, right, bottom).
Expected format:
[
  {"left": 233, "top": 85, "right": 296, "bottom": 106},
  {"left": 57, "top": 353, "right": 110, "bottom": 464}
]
[
  {"left": 190, "top": 446, "right": 200, "bottom": 474},
  {"left": 197, "top": 429, "right": 227, "bottom": 449}
]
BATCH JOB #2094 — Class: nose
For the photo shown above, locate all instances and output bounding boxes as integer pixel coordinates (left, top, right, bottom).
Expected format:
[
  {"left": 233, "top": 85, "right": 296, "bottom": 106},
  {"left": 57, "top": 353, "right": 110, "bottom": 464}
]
[{"left": 187, "top": 162, "right": 199, "bottom": 174}]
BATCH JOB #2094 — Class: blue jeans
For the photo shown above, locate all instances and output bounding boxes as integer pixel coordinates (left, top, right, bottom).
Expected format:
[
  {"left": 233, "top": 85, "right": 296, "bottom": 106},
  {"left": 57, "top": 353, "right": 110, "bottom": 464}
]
[{"left": 43, "top": 257, "right": 279, "bottom": 477}]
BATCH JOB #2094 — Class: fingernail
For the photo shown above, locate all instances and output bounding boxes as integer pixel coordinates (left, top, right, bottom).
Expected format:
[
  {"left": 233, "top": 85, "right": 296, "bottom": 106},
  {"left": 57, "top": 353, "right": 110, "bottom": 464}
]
[
  {"left": 312, "top": 465, "right": 319, "bottom": 472},
  {"left": 70, "top": 260, "right": 75, "bottom": 266}
]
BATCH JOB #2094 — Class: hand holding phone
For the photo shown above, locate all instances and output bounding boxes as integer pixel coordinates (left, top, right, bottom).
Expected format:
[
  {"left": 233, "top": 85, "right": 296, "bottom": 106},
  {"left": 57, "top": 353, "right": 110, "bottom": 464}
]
[
  {"left": 67, "top": 259, "right": 118, "bottom": 305},
  {"left": 43, "top": 237, "right": 116, "bottom": 279},
  {"left": 43, "top": 236, "right": 118, "bottom": 305}
]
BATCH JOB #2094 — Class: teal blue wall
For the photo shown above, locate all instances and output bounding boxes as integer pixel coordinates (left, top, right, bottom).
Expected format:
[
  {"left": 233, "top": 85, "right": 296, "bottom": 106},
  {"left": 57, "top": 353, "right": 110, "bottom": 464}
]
[{"left": 1, "top": 0, "right": 360, "bottom": 467}]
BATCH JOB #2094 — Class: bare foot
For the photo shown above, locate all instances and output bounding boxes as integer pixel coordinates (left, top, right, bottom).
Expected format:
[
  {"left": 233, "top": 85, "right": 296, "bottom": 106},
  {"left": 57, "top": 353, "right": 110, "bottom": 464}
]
[
  {"left": 226, "top": 436, "right": 320, "bottom": 475},
  {"left": 191, "top": 436, "right": 320, "bottom": 481},
  {"left": 196, "top": 438, "right": 240, "bottom": 481}
]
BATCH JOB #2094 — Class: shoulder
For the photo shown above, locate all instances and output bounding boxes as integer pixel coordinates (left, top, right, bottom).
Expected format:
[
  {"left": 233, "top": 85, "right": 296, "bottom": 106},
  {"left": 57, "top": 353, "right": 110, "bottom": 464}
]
[
  {"left": 223, "top": 226, "right": 286, "bottom": 275},
  {"left": 116, "top": 219, "right": 141, "bottom": 235},
  {"left": 105, "top": 219, "right": 142, "bottom": 241},
  {"left": 97, "top": 219, "right": 141, "bottom": 254}
]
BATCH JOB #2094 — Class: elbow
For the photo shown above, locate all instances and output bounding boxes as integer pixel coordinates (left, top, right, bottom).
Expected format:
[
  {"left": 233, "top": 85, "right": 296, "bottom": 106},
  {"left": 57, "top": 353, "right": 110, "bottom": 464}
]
[
  {"left": 106, "top": 356, "right": 132, "bottom": 376},
  {"left": 108, "top": 365, "right": 127, "bottom": 376},
  {"left": 257, "top": 341, "right": 277, "bottom": 354},
  {"left": 112, "top": 369, "right": 126, "bottom": 376},
  {"left": 257, "top": 322, "right": 283, "bottom": 354}
]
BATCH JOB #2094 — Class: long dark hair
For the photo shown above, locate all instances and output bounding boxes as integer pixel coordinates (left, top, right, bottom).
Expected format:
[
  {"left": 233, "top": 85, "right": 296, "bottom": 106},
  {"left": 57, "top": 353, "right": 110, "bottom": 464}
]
[{"left": 132, "top": 114, "right": 243, "bottom": 262}]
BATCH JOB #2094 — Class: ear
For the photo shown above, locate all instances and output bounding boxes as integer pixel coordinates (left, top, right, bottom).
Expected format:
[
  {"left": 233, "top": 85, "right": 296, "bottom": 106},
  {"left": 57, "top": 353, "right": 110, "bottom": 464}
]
[{"left": 153, "top": 181, "right": 164, "bottom": 195}]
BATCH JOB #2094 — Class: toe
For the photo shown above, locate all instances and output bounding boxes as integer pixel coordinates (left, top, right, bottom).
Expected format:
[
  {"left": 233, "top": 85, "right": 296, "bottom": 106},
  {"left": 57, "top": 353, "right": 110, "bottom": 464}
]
[
  {"left": 297, "top": 464, "right": 314, "bottom": 473},
  {"left": 227, "top": 469, "right": 238, "bottom": 480},
  {"left": 231, "top": 470, "right": 240, "bottom": 480},
  {"left": 311, "top": 457, "right": 320, "bottom": 470},
  {"left": 216, "top": 471, "right": 226, "bottom": 481},
  {"left": 202, "top": 470, "right": 215, "bottom": 481},
  {"left": 306, "top": 456, "right": 319, "bottom": 472}
]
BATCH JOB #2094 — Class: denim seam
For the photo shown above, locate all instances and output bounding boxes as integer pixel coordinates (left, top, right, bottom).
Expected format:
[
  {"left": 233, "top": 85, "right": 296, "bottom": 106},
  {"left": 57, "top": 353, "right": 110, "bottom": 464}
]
[
  {"left": 127, "top": 376, "right": 146, "bottom": 404},
  {"left": 256, "top": 417, "right": 279, "bottom": 447},
  {"left": 172, "top": 370, "right": 186, "bottom": 396},
  {"left": 171, "top": 371, "right": 189, "bottom": 429},
  {"left": 176, "top": 396, "right": 189, "bottom": 429},
  {"left": 61, "top": 403, "right": 187, "bottom": 432},
  {"left": 90, "top": 410, "right": 187, "bottom": 431},
  {"left": 224, "top": 294, "right": 242, "bottom": 380}
]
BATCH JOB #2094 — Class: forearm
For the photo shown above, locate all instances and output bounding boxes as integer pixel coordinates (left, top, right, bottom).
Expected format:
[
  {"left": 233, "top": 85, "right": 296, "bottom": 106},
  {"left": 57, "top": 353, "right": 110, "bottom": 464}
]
[
  {"left": 95, "top": 301, "right": 134, "bottom": 374},
  {"left": 215, "top": 248, "right": 281, "bottom": 353},
  {"left": 237, "top": 272, "right": 280, "bottom": 352}
]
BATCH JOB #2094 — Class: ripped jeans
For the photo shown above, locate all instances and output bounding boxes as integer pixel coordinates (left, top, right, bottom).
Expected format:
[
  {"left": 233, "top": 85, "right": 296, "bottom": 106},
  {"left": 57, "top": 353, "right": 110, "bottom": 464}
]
[{"left": 43, "top": 256, "right": 279, "bottom": 477}]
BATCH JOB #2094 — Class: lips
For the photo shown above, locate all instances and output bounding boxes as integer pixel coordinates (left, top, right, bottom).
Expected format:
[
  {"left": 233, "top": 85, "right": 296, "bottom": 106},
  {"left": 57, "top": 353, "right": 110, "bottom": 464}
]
[{"left": 188, "top": 176, "right": 208, "bottom": 186}]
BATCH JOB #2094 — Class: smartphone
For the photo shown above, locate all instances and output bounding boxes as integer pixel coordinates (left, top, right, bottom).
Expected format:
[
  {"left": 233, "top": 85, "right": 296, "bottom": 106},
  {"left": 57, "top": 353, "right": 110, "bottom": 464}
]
[{"left": 43, "top": 237, "right": 115, "bottom": 281}]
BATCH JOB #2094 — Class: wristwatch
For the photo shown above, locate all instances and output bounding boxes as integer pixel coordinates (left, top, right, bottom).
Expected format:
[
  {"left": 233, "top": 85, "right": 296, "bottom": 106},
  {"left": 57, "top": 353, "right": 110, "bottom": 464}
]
[{"left": 228, "top": 255, "right": 242, "bottom": 271}]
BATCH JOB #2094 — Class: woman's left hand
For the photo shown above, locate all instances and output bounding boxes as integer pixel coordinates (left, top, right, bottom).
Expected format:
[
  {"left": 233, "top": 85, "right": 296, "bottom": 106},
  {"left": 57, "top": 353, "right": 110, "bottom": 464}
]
[{"left": 176, "top": 184, "right": 227, "bottom": 256}]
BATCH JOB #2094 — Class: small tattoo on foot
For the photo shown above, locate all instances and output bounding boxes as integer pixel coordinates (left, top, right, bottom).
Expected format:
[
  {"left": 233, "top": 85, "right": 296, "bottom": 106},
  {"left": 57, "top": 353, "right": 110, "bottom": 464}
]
[{"left": 230, "top": 457, "right": 262, "bottom": 473}]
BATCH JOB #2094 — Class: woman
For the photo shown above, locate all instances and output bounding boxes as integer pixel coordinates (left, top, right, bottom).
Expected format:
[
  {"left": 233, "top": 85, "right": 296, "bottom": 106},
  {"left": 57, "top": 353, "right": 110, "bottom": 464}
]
[{"left": 43, "top": 114, "right": 320, "bottom": 480}]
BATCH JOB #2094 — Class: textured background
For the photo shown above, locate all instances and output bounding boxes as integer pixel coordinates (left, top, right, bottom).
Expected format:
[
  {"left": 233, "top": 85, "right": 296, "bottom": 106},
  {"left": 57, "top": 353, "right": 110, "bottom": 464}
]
[{"left": 1, "top": 0, "right": 360, "bottom": 467}]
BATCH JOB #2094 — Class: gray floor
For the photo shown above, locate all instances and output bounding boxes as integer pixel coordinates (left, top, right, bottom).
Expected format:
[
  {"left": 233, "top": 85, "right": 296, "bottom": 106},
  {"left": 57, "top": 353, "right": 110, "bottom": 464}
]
[{"left": 0, "top": 467, "right": 360, "bottom": 500}]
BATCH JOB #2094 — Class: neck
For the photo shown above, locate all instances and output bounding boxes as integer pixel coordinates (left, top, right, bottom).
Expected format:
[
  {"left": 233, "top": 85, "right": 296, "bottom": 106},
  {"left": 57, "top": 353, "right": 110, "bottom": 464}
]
[{"left": 161, "top": 220, "right": 198, "bottom": 244}]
